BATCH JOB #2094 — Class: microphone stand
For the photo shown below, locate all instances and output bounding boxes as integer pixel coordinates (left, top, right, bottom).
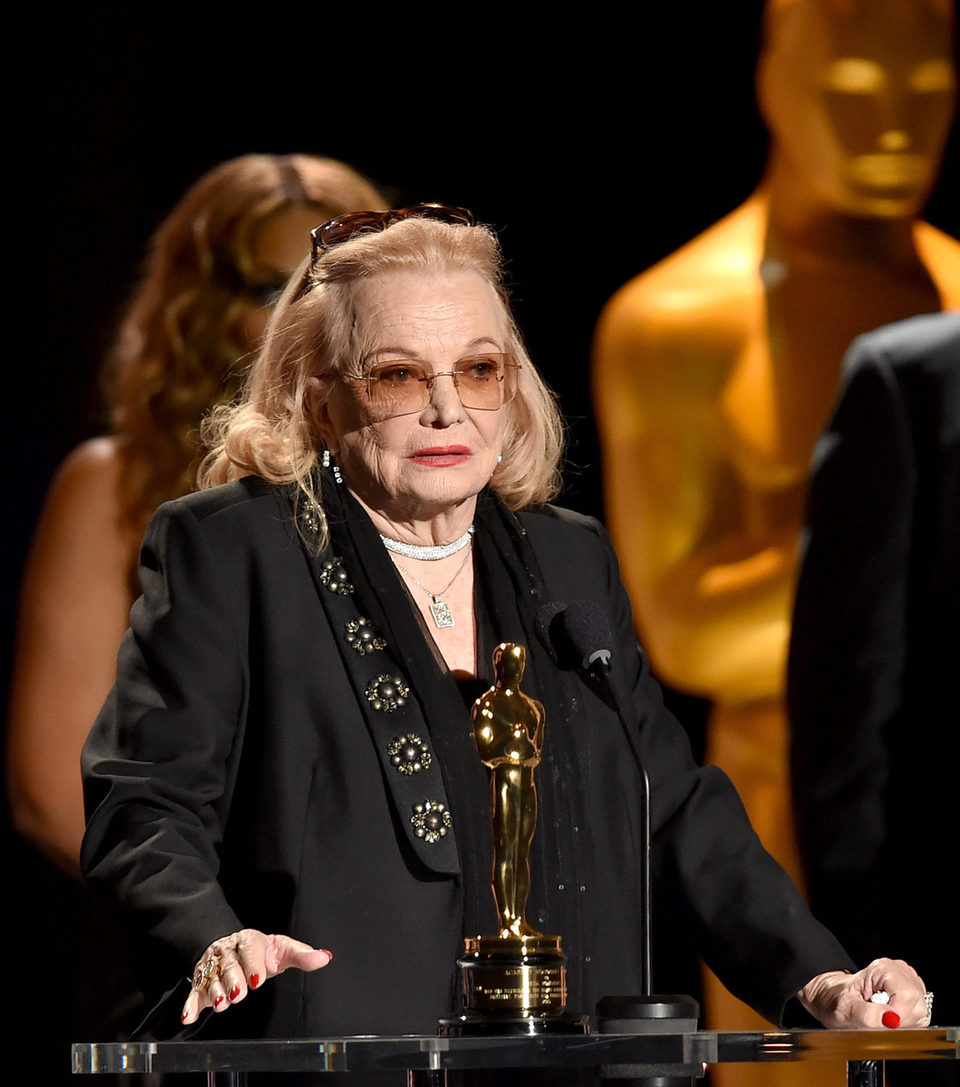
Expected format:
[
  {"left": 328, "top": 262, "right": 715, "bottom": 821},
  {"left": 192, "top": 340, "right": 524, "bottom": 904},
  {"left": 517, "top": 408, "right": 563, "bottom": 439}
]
[
  {"left": 583, "top": 648, "right": 652, "bottom": 997},
  {"left": 543, "top": 604, "right": 700, "bottom": 1086}
]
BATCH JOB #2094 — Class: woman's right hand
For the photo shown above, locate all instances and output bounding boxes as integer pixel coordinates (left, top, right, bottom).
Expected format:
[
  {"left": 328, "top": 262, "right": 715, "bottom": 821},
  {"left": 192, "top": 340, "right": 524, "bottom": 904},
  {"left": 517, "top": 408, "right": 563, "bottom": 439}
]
[{"left": 181, "top": 930, "right": 333, "bottom": 1024}]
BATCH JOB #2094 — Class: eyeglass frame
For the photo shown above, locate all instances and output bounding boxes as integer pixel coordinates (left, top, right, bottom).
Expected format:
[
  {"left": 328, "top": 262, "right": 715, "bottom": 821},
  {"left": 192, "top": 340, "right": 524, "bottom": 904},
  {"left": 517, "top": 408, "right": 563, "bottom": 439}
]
[{"left": 342, "top": 354, "right": 521, "bottom": 419}]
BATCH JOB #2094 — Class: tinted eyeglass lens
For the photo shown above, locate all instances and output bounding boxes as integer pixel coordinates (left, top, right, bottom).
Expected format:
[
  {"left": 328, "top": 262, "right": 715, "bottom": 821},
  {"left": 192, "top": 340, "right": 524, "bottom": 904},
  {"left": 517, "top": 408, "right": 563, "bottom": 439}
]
[
  {"left": 454, "top": 356, "right": 512, "bottom": 408},
  {"left": 366, "top": 363, "right": 428, "bottom": 416},
  {"left": 311, "top": 204, "right": 475, "bottom": 259},
  {"left": 312, "top": 211, "right": 386, "bottom": 256}
]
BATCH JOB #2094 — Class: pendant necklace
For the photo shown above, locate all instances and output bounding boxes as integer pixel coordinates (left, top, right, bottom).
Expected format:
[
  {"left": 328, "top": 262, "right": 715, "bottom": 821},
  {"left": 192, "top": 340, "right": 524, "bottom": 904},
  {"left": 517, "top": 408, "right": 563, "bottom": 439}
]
[{"left": 394, "top": 545, "right": 473, "bottom": 629}]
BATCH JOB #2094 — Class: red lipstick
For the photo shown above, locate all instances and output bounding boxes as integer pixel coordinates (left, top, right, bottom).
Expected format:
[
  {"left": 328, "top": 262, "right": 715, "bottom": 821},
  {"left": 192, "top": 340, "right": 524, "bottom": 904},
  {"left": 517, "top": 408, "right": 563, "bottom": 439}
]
[{"left": 408, "top": 445, "right": 471, "bottom": 466}]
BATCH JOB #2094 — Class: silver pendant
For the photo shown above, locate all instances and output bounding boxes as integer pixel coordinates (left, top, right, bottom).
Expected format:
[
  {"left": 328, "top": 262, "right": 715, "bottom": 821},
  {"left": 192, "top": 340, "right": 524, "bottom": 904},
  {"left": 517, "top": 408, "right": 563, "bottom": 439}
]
[{"left": 429, "top": 597, "right": 455, "bottom": 629}]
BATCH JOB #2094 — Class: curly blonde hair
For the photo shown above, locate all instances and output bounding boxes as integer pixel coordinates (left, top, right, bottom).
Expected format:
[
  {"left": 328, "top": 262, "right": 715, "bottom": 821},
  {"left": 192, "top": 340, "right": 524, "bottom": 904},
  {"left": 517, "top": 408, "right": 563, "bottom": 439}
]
[
  {"left": 103, "top": 153, "right": 384, "bottom": 546},
  {"left": 200, "top": 216, "right": 565, "bottom": 542}
]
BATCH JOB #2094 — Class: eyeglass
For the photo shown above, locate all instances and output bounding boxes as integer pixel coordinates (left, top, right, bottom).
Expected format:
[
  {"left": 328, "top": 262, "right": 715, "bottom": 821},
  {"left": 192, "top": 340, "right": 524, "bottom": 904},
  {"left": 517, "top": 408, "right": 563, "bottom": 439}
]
[
  {"left": 346, "top": 354, "right": 520, "bottom": 418},
  {"left": 310, "top": 203, "right": 475, "bottom": 262}
]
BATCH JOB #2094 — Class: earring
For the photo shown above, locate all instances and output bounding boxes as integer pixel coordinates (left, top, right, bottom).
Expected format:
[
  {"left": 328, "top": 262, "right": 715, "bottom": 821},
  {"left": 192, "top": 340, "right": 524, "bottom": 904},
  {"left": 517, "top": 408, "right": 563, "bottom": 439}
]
[
  {"left": 496, "top": 453, "right": 503, "bottom": 464},
  {"left": 322, "top": 448, "right": 343, "bottom": 484}
]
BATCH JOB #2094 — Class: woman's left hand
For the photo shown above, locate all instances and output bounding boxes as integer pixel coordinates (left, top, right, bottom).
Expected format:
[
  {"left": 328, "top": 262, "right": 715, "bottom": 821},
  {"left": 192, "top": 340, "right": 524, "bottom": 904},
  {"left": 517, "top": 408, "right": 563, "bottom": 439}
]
[{"left": 797, "top": 958, "right": 930, "bottom": 1028}]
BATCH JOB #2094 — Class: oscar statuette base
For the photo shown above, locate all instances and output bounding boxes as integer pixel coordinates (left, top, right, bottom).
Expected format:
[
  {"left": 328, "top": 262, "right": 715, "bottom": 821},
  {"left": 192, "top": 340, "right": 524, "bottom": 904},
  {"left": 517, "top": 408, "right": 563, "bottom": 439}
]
[{"left": 439, "top": 934, "right": 587, "bottom": 1036}]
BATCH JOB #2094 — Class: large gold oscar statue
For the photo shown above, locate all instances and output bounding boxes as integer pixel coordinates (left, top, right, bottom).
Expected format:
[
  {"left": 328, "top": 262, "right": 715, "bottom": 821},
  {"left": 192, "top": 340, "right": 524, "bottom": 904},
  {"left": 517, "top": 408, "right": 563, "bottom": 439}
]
[{"left": 593, "top": 2, "right": 959, "bottom": 1084}]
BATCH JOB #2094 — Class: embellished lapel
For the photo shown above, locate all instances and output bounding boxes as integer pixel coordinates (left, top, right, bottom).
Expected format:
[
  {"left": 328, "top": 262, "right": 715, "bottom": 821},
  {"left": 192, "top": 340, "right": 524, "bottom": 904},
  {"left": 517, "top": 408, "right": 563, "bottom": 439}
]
[{"left": 295, "top": 480, "right": 463, "bottom": 877}]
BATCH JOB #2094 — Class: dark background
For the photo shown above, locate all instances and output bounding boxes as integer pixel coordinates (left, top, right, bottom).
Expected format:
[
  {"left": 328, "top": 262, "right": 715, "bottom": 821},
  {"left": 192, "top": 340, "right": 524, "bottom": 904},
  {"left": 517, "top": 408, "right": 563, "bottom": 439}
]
[
  {"left": 9, "top": 9, "right": 958, "bottom": 655},
  {"left": 4, "top": 4, "right": 959, "bottom": 1075}
]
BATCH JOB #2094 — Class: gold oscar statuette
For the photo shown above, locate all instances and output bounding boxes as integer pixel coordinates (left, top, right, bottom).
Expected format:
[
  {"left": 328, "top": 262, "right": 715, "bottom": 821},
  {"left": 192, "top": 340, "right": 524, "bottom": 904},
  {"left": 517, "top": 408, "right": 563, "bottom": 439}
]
[{"left": 443, "top": 642, "right": 582, "bottom": 1033}]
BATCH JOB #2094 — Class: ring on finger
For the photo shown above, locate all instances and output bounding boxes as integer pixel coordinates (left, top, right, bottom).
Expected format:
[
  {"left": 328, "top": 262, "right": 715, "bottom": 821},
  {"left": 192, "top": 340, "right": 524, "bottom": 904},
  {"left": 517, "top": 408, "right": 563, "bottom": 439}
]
[
  {"left": 924, "top": 992, "right": 934, "bottom": 1021},
  {"left": 192, "top": 959, "right": 220, "bottom": 992}
]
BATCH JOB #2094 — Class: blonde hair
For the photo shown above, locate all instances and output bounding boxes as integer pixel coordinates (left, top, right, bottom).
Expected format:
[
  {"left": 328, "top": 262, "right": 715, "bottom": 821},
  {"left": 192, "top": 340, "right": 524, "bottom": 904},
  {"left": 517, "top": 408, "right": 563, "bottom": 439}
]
[
  {"left": 200, "top": 216, "right": 564, "bottom": 540},
  {"left": 104, "top": 153, "right": 384, "bottom": 550}
]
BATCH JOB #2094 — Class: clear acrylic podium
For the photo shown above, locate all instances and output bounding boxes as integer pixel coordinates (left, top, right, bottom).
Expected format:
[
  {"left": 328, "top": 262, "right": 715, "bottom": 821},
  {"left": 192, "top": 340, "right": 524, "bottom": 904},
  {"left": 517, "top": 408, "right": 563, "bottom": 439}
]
[{"left": 72, "top": 1027, "right": 960, "bottom": 1086}]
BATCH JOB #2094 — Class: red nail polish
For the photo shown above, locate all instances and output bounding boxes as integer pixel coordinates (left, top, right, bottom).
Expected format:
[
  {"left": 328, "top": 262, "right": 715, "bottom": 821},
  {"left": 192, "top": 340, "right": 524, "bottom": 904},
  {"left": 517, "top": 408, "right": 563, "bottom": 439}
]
[
  {"left": 321, "top": 949, "right": 333, "bottom": 961},
  {"left": 249, "top": 974, "right": 260, "bottom": 989},
  {"left": 215, "top": 995, "right": 224, "bottom": 1007},
  {"left": 882, "top": 1010, "right": 901, "bottom": 1029},
  {"left": 230, "top": 985, "right": 241, "bottom": 1001},
  {"left": 181, "top": 1011, "right": 188, "bottom": 1022}
]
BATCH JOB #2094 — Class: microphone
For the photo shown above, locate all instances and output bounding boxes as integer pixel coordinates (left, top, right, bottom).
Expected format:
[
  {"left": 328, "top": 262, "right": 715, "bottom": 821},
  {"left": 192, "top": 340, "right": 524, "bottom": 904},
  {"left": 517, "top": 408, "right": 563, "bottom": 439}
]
[{"left": 536, "top": 599, "right": 613, "bottom": 677}]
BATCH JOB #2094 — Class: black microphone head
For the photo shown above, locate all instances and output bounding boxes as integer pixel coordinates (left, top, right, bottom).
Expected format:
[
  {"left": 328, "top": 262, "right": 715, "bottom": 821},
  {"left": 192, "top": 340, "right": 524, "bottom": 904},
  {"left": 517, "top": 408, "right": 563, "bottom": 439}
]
[
  {"left": 537, "top": 599, "right": 614, "bottom": 673},
  {"left": 561, "top": 600, "right": 615, "bottom": 672}
]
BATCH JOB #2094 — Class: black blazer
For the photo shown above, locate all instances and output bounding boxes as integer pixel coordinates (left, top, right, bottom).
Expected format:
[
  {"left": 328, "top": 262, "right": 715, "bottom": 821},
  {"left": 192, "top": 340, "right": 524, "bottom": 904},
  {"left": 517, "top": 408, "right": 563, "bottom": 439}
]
[
  {"left": 82, "top": 480, "right": 850, "bottom": 1039},
  {"left": 789, "top": 311, "right": 960, "bottom": 1025}
]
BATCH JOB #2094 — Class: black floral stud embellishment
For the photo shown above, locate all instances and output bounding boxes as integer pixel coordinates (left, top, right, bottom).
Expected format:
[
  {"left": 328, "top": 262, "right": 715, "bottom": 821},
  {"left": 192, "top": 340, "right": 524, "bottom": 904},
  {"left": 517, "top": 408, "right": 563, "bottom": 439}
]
[
  {"left": 411, "top": 800, "right": 452, "bottom": 843},
  {"left": 344, "top": 616, "right": 387, "bottom": 655},
  {"left": 365, "top": 674, "right": 409, "bottom": 712},
  {"left": 320, "top": 557, "right": 353, "bottom": 595},
  {"left": 388, "top": 733, "right": 432, "bottom": 774}
]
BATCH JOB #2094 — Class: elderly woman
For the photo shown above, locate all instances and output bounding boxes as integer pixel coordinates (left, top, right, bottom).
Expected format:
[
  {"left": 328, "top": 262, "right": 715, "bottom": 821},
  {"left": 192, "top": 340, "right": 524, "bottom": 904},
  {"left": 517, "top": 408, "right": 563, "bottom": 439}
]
[{"left": 81, "top": 206, "right": 929, "bottom": 1044}]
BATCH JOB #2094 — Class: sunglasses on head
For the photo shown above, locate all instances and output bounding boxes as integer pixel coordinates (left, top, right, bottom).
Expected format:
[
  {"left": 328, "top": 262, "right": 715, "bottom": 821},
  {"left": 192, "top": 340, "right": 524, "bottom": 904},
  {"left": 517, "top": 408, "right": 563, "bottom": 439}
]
[{"left": 310, "top": 203, "right": 475, "bottom": 264}]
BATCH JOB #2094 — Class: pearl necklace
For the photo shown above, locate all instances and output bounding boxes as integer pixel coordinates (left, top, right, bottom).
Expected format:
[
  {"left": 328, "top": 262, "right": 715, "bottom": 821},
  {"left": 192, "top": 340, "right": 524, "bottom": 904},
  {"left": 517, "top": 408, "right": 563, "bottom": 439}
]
[{"left": 379, "top": 525, "right": 474, "bottom": 561}]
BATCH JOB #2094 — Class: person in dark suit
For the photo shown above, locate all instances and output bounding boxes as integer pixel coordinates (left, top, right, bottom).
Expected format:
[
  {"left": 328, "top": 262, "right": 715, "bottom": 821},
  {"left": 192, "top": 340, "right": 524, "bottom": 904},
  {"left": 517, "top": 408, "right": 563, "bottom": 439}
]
[
  {"left": 82, "top": 206, "right": 929, "bottom": 1049},
  {"left": 789, "top": 311, "right": 960, "bottom": 1071}
]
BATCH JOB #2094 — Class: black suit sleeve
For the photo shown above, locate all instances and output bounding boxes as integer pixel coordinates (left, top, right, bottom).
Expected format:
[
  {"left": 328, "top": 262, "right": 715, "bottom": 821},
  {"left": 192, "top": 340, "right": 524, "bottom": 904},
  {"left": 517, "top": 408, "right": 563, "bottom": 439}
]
[
  {"left": 81, "top": 497, "right": 248, "bottom": 984},
  {"left": 612, "top": 555, "right": 853, "bottom": 1023},
  {"left": 539, "top": 510, "right": 854, "bottom": 1025}
]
